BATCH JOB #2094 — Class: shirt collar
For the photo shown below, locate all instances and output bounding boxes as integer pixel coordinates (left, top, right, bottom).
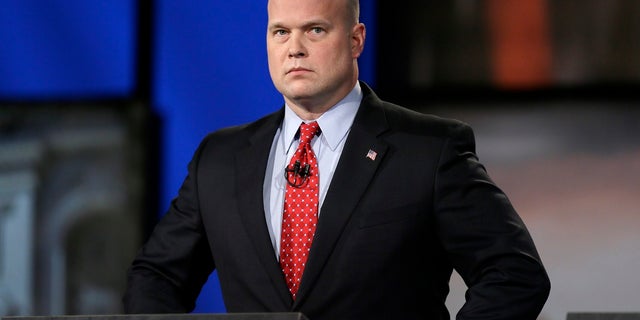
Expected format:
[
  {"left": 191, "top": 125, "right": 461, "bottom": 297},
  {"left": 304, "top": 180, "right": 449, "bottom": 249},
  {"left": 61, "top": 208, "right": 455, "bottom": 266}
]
[{"left": 281, "top": 82, "right": 362, "bottom": 153}]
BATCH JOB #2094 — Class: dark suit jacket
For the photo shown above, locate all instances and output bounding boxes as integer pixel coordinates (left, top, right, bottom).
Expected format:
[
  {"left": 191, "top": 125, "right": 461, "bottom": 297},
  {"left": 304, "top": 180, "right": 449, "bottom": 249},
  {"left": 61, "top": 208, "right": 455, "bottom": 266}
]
[{"left": 124, "top": 82, "right": 550, "bottom": 319}]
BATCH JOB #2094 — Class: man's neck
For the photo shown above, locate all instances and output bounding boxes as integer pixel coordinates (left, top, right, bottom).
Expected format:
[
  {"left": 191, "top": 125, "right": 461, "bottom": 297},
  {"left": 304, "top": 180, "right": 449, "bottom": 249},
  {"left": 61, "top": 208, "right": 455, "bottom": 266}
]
[{"left": 284, "top": 81, "right": 359, "bottom": 121}]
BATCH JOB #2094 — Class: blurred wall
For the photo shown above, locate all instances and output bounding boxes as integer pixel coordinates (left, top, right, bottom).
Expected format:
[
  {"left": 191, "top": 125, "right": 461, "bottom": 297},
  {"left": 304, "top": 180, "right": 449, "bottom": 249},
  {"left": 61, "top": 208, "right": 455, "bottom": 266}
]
[{"left": 377, "top": 1, "right": 640, "bottom": 319}]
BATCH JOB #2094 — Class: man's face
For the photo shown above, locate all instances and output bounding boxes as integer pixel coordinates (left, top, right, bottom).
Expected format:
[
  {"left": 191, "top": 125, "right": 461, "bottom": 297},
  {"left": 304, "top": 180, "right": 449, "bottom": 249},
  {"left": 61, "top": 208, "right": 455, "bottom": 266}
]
[{"left": 267, "top": 0, "right": 365, "bottom": 111}]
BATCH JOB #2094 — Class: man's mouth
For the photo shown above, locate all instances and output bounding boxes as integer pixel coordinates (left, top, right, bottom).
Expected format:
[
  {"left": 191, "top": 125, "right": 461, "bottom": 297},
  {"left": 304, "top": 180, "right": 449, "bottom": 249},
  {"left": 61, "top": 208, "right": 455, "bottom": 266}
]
[{"left": 287, "top": 67, "right": 311, "bottom": 74}]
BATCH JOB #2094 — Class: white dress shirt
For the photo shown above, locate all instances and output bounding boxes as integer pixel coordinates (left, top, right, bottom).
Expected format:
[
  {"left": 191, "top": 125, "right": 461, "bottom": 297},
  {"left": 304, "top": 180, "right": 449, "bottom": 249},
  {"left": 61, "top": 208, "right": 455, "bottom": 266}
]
[{"left": 263, "top": 82, "right": 363, "bottom": 258}]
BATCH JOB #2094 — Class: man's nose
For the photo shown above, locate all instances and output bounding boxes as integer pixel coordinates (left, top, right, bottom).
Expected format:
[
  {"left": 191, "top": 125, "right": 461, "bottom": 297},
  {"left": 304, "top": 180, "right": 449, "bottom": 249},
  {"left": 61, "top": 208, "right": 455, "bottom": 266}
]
[
  {"left": 288, "top": 33, "right": 307, "bottom": 58},
  {"left": 289, "top": 50, "right": 306, "bottom": 58}
]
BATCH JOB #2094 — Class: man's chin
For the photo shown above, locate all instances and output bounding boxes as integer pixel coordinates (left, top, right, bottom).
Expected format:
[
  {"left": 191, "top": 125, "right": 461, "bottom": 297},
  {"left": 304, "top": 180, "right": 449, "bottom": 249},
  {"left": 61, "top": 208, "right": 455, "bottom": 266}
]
[{"left": 282, "top": 86, "right": 317, "bottom": 101}]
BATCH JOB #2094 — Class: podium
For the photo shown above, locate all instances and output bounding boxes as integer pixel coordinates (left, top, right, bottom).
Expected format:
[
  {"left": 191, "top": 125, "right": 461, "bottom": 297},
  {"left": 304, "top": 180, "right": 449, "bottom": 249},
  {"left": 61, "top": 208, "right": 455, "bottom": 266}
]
[{"left": 1, "top": 314, "right": 309, "bottom": 320}]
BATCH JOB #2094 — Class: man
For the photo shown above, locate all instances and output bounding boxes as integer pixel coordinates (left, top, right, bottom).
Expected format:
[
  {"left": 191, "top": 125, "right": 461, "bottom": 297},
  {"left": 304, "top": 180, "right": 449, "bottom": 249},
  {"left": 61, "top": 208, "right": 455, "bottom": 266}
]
[{"left": 124, "top": 0, "right": 550, "bottom": 319}]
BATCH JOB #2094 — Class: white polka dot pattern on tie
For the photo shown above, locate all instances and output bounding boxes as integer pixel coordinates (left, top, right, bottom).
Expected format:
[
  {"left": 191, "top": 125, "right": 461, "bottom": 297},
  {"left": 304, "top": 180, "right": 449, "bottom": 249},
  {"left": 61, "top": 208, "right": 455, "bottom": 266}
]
[{"left": 280, "top": 121, "right": 320, "bottom": 300}]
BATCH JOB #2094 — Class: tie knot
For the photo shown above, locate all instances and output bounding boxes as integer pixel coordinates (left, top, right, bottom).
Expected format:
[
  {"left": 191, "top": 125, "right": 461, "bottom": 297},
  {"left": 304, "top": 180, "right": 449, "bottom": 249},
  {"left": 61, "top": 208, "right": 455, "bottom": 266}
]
[{"left": 298, "top": 121, "right": 320, "bottom": 145}]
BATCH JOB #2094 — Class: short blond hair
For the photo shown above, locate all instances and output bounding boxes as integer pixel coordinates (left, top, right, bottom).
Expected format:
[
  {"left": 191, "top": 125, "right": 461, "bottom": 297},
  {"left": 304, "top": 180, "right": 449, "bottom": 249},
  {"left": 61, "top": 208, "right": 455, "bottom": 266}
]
[{"left": 348, "top": 0, "right": 360, "bottom": 24}]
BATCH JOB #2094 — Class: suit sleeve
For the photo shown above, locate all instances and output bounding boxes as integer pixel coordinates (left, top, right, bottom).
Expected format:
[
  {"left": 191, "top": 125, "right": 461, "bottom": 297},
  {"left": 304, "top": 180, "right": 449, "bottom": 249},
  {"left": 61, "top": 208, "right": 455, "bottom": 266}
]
[
  {"left": 123, "top": 137, "right": 215, "bottom": 313},
  {"left": 433, "top": 123, "right": 550, "bottom": 319}
]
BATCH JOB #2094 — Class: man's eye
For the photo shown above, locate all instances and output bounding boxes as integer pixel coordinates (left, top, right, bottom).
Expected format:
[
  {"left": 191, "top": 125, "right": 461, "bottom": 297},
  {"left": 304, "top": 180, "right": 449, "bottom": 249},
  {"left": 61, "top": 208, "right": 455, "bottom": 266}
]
[
  {"left": 275, "top": 30, "right": 288, "bottom": 36},
  {"left": 310, "top": 27, "right": 324, "bottom": 34}
]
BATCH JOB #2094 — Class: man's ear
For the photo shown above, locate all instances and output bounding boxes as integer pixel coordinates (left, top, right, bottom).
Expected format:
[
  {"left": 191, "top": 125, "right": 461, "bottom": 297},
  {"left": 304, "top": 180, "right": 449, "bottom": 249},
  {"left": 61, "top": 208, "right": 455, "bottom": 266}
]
[{"left": 351, "top": 22, "right": 366, "bottom": 58}]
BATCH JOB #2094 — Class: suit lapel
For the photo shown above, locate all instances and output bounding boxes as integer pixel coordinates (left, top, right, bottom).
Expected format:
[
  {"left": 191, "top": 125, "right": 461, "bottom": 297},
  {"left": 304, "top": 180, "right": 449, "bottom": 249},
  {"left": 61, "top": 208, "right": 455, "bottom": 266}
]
[
  {"left": 295, "top": 84, "right": 390, "bottom": 306},
  {"left": 234, "top": 109, "right": 293, "bottom": 307}
]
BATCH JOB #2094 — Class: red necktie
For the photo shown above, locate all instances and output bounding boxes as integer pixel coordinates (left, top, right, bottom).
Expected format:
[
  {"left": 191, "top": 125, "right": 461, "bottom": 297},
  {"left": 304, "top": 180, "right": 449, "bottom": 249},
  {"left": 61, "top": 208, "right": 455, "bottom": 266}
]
[{"left": 280, "top": 121, "right": 321, "bottom": 299}]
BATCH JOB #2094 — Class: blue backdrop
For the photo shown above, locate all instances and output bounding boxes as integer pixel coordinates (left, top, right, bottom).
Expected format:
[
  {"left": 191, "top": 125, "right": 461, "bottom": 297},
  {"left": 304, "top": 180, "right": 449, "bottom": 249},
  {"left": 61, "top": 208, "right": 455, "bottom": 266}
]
[
  {"left": 0, "top": 0, "right": 376, "bottom": 312},
  {"left": 0, "top": 0, "right": 136, "bottom": 99},
  {"left": 154, "top": 1, "right": 377, "bottom": 312}
]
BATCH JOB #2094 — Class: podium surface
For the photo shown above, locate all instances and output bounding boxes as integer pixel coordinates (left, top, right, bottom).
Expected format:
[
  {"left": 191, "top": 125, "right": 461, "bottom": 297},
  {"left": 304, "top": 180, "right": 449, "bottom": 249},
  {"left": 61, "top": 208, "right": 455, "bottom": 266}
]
[{"left": 1, "top": 313, "right": 308, "bottom": 320}]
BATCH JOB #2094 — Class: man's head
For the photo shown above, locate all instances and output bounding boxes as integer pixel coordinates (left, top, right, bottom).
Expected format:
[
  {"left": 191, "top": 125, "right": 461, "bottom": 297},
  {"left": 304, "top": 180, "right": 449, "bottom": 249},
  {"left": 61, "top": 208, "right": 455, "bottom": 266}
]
[{"left": 266, "top": 0, "right": 366, "bottom": 119}]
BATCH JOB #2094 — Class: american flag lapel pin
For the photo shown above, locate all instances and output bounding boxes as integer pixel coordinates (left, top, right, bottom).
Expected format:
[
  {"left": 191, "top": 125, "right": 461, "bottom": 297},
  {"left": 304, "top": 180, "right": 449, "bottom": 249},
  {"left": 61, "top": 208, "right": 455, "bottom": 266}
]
[{"left": 365, "top": 149, "right": 377, "bottom": 161}]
